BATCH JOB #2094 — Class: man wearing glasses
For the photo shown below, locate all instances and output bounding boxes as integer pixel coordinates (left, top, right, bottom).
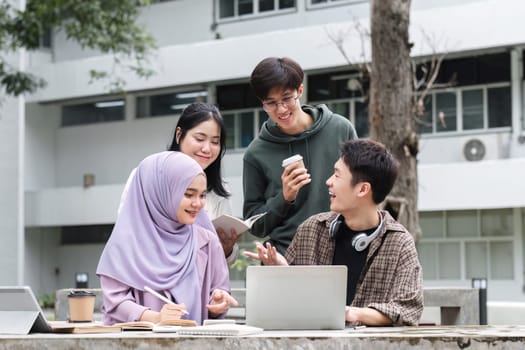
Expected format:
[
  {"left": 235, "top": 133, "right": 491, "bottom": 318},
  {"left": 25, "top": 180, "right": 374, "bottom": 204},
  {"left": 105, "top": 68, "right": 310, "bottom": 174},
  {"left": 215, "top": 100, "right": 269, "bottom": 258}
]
[{"left": 242, "top": 57, "right": 358, "bottom": 255}]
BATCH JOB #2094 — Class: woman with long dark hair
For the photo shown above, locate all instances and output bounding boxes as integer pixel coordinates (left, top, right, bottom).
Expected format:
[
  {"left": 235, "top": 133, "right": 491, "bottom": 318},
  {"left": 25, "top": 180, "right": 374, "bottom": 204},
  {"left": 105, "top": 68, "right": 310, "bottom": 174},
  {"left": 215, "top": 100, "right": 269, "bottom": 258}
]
[{"left": 120, "top": 102, "right": 239, "bottom": 262}]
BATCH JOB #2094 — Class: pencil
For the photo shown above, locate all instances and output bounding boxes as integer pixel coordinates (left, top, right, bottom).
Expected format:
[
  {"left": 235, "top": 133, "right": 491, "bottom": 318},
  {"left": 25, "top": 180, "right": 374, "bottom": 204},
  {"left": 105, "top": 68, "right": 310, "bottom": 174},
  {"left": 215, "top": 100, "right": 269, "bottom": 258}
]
[{"left": 144, "top": 286, "right": 189, "bottom": 315}]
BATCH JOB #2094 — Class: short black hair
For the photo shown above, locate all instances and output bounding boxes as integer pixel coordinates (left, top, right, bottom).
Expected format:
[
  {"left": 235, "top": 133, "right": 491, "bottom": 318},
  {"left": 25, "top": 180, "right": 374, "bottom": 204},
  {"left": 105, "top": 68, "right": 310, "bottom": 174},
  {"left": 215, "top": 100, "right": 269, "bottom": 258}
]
[
  {"left": 340, "top": 139, "right": 398, "bottom": 204},
  {"left": 250, "top": 57, "right": 304, "bottom": 100},
  {"left": 167, "top": 102, "right": 230, "bottom": 198}
]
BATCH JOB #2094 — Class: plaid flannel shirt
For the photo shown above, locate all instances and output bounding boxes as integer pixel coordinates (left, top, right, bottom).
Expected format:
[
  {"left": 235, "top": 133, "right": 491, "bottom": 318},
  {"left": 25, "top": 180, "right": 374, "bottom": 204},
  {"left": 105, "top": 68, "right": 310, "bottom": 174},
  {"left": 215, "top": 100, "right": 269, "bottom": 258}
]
[{"left": 285, "top": 210, "right": 423, "bottom": 326}]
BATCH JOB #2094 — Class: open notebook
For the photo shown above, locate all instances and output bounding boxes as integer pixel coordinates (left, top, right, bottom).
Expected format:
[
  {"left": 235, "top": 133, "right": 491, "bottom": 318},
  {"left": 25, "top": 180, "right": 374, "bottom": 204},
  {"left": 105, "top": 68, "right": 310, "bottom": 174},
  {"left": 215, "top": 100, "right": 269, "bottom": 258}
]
[{"left": 176, "top": 324, "right": 263, "bottom": 336}]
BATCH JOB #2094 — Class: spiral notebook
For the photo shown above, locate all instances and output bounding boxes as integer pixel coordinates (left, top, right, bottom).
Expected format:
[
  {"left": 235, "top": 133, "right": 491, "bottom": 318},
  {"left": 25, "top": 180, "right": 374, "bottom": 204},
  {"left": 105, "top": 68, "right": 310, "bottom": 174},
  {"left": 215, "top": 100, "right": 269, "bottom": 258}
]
[{"left": 176, "top": 324, "right": 263, "bottom": 336}]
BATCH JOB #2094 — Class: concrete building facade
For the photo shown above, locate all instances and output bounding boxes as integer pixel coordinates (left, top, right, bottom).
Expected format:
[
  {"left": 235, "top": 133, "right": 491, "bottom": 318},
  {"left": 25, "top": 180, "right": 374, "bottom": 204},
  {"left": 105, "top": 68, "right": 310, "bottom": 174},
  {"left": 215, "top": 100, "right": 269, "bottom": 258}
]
[{"left": 1, "top": 0, "right": 525, "bottom": 308}]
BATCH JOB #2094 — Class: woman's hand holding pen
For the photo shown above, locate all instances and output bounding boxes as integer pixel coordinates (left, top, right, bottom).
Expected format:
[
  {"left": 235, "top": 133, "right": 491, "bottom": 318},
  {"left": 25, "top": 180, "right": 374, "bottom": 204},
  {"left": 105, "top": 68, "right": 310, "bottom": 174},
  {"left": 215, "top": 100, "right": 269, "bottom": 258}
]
[
  {"left": 243, "top": 242, "right": 288, "bottom": 266},
  {"left": 140, "top": 303, "right": 188, "bottom": 324},
  {"left": 159, "top": 303, "right": 187, "bottom": 322},
  {"left": 207, "top": 289, "right": 239, "bottom": 317},
  {"left": 143, "top": 286, "right": 189, "bottom": 322}
]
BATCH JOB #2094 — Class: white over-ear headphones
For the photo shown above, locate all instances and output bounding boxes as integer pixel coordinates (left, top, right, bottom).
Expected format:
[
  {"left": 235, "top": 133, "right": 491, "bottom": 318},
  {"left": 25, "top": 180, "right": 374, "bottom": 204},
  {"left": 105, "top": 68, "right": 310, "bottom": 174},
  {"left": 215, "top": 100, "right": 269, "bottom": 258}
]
[
  {"left": 328, "top": 214, "right": 344, "bottom": 239},
  {"left": 329, "top": 213, "right": 385, "bottom": 252}
]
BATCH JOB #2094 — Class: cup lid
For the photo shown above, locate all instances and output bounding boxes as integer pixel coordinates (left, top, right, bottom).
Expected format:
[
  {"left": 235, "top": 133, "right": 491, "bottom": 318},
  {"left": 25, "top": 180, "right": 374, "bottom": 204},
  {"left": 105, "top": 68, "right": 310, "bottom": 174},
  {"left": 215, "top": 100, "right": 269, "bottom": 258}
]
[
  {"left": 281, "top": 154, "right": 303, "bottom": 167},
  {"left": 68, "top": 290, "right": 96, "bottom": 298}
]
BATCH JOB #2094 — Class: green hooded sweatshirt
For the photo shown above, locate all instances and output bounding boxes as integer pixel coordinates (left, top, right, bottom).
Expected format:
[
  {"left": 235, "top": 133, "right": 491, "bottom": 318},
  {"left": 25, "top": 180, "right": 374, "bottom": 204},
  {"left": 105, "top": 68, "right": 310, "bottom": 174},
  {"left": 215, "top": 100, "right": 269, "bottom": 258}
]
[{"left": 243, "top": 104, "right": 358, "bottom": 255}]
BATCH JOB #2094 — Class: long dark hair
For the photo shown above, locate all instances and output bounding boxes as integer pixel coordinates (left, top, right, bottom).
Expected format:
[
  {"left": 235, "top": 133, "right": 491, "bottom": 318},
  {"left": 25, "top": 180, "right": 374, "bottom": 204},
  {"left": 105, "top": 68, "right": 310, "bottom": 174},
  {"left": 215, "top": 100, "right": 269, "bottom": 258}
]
[{"left": 168, "top": 102, "right": 230, "bottom": 198}]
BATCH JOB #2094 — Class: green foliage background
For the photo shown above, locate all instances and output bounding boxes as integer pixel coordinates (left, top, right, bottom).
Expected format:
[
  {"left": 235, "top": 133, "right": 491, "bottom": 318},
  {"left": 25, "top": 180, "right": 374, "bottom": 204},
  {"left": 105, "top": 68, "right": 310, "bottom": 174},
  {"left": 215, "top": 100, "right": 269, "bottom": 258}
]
[{"left": 0, "top": 0, "right": 156, "bottom": 97}]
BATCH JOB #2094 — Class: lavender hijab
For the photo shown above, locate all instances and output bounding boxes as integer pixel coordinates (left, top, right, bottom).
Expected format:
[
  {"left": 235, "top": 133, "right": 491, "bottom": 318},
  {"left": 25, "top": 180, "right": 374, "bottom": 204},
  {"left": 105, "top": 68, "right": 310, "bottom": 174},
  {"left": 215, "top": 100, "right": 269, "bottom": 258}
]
[{"left": 97, "top": 151, "right": 211, "bottom": 322}]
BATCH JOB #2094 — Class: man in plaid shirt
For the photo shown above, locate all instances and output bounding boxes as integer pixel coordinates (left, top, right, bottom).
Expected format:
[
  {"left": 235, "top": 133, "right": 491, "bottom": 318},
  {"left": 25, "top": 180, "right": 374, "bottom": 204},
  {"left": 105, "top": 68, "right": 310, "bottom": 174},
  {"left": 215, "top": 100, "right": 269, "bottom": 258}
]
[{"left": 244, "top": 139, "right": 423, "bottom": 326}]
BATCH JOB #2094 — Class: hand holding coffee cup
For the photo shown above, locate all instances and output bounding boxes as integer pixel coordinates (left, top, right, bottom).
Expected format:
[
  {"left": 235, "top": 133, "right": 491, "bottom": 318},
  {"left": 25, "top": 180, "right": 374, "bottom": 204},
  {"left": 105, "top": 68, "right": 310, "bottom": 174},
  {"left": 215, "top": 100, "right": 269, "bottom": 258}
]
[
  {"left": 281, "top": 154, "right": 311, "bottom": 203},
  {"left": 281, "top": 154, "right": 305, "bottom": 169}
]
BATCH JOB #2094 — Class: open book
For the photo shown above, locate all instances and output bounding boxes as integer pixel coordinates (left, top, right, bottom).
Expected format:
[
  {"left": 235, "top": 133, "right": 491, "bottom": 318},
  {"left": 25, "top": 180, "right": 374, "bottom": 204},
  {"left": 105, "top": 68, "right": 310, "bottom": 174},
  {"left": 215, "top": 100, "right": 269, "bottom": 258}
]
[
  {"left": 176, "top": 323, "right": 263, "bottom": 336},
  {"left": 115, "top": 318, "right": 197, "bottom": 331},
  {"left": 212, "top": 213, "right": 266, "bottom": 235}
]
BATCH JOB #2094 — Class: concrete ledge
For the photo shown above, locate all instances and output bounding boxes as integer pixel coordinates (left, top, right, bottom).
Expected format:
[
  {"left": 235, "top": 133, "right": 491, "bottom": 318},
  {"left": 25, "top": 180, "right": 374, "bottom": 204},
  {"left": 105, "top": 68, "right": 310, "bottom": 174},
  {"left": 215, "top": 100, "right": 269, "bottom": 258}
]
[{"left": 2, "top": 326, "right": 525, "bottom": 350}]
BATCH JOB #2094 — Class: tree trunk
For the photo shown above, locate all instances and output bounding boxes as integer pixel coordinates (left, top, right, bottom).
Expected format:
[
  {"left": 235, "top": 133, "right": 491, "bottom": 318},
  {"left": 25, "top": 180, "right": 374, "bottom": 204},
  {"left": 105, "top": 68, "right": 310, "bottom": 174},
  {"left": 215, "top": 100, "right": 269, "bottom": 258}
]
[{"left": 369, "top": 0, "right": 421, "bottom": 240}]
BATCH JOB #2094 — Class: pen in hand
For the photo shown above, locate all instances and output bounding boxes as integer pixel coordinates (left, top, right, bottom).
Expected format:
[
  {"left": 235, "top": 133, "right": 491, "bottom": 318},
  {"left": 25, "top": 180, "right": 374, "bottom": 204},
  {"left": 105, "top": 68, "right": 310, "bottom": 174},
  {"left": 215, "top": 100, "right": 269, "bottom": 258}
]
[{"left": 144, "top": 286, "right": 189, "bottom": 315}]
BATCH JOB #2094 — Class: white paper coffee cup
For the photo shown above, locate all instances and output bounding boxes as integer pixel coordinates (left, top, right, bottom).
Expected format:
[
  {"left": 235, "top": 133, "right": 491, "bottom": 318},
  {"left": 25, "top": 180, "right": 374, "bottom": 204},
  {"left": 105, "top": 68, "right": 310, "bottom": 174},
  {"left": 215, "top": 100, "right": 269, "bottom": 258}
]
[
  {"left": 282, "top": 154, "right": 304, "bottom": 168},
  {"left": 68, "top": 290, "right": 96, "bottom": 323}
]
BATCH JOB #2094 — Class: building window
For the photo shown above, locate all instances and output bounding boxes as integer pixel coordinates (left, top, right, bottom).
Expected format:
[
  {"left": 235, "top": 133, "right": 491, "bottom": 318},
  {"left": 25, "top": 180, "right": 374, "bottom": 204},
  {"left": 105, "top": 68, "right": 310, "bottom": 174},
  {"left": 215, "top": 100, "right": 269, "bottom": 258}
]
[
  {"left": 308, "top": 70, "right": 365, "bottom": 101},
  {"left": 61, "top": 225, "right": 113, "bottom": 244},
  {"left": 324, "top": 99, "right": 368, "bottom": 138},
  {"left": 306, "top": 53, "right": 511, "bottom": 137},
  {"left": 462, "top": 89, "right": 484, "bottom": 130},
  {"left": 217, "top": 82, "right": 264, "bottom": 149},
  {"left": 417, "top": 84, "right": 511, "bottom": 135},
  {"left": 40, "top": 28, "right": 52, "bottom": 49},
  {"left": 426, "top": 52, "right": 510, "bottom": 86},
  {"left": 218, "top": 0, "right": 295, "bottom": 20},
  {"left": 239, "top": 0, "right": 253, "bottom": 15},
  {"left": 217, "top": 83, "right": 260, "bottom": 110},
  {"left": 223, "top": 110, "right": 266, "bottom": 149},
  {"left": 417, "top": 208, "right": 514, "bottom": 281},
  {"left": 435, "top": 91, "right": 457, "bottom": 133},
  {"left": 415, "top": 52, "right": 511, "bottom": 135},
  {"left": 136, "top": 89, "right": 208, "bottom": 118},
  {"left": 62, "top": 99, "right": 125, "bottom": 126},
  {"left": 308, "top": 70, "right": 367, "bottom": 137},
  {"left": 418, "top": 95, "right": 433, "bottom": 134},
  {"left": 487, "top": 87, "right": 512, "bottom": 128}
]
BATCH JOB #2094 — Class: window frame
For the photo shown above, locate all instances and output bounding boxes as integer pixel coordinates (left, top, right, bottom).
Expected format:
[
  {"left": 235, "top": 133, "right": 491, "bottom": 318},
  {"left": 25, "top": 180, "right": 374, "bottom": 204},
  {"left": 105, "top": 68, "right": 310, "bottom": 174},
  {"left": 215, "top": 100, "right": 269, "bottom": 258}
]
[
  {"left": 417, "top": 209, "right": 515, "bottom": 281},
  {"left": 222, "top": 107, "right": 266, "bottom": 150},
  {"left": 135, "top": 86, "right": 209, "bottom": 119},
  {"left": 61, "top": 98, "right": 126, "bottom": 127},
  {"left": 318, "top": 97, "right": 368, "bottom": 138},
  {"left": 216, "top": 0, "right": 296, "bottom": 22},
  {"left": 417, "top": 82, "right": 512, "bottom": 137}
]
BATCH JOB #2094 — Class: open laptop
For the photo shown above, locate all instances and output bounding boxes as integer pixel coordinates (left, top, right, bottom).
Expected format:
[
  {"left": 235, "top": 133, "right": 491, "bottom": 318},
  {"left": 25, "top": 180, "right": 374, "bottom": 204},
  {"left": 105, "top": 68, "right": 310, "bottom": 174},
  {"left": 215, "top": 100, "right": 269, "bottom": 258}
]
[
  {"left": 245, "top": 265, "right": 347, "bottom": 330},
  {"left": 0, "top": 286, "right": 52, "bottom": 334}
]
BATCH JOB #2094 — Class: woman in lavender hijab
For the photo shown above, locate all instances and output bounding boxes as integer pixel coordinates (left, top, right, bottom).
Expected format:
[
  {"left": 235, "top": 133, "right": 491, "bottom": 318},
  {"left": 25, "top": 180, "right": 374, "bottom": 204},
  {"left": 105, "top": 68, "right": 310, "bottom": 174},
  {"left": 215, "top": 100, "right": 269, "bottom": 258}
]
[
  {"left": 119, "top": 102, "right": 240, "bottom": 263},
  {"left": 97, "top": 151, "right": 238, "bottom": 325}
]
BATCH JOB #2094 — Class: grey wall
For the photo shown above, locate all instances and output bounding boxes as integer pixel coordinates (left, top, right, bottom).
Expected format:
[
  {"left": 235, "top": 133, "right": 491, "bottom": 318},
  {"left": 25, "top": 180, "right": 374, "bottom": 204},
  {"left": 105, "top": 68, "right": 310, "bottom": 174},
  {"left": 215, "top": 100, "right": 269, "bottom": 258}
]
[
  {"left": 25, "top": 103, "right": 59, "bottom": 190},
  {"left": 24, "top": 227, "right": 60, "bottom": 297},
  {"left": 0, "top": 94, "right": 23, "bottom": 285},
  {"left": 56, "top": 244, "right": 105, "bottom": 290}
]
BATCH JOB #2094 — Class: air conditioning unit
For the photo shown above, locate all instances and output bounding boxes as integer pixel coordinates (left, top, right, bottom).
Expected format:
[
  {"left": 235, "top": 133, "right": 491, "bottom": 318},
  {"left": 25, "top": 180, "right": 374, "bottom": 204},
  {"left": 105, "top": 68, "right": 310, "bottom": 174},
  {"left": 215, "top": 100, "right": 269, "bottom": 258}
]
[{"left": 463, "top": 139, "right": 486, "bottom": 161}]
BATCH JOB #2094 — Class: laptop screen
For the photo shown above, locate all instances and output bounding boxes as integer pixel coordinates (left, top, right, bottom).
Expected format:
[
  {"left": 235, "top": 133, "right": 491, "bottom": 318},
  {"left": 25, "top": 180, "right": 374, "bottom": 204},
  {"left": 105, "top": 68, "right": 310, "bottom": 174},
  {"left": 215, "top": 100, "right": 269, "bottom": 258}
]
[
  {"left": 0, "top": 286, "right": 51, "bottom": 334},
  {"left": 245, "top": 265, "right": 347, "bottom": 330}
]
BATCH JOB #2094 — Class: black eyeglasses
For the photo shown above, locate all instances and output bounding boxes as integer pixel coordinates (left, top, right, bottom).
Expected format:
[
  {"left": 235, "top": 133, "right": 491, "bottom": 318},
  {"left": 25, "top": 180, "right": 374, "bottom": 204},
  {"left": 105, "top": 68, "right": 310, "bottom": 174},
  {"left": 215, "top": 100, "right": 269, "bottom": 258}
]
[{"left": 262, "top": 95, "right": 300, "bottom": 112}]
